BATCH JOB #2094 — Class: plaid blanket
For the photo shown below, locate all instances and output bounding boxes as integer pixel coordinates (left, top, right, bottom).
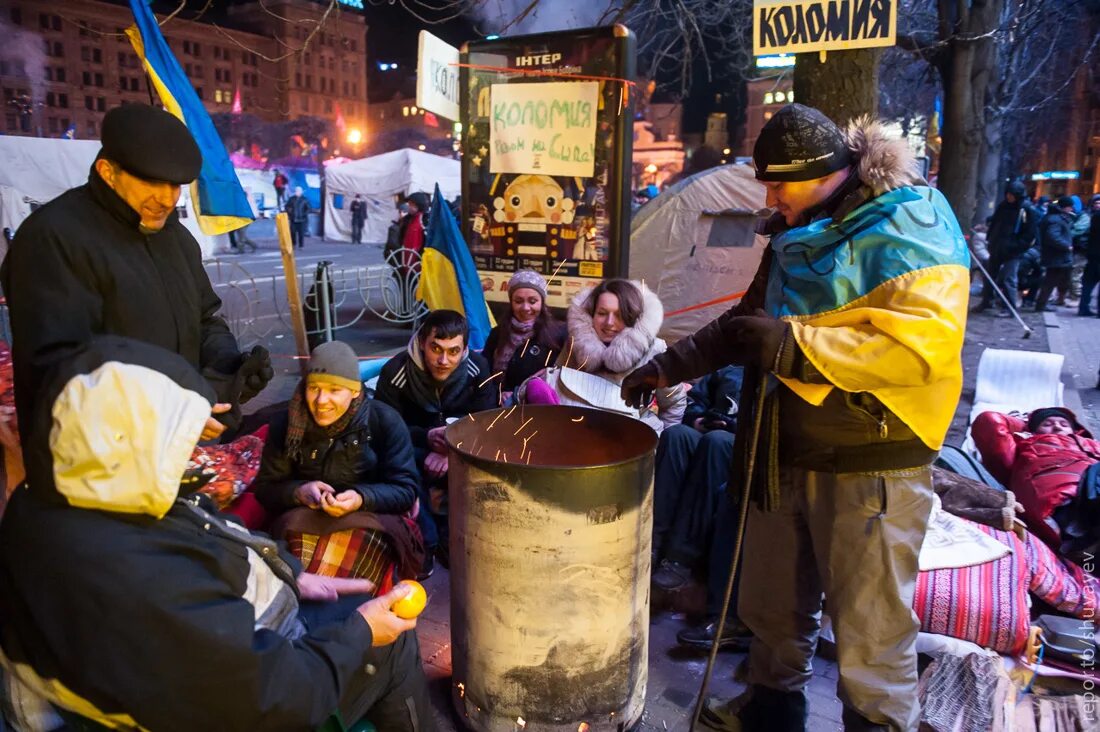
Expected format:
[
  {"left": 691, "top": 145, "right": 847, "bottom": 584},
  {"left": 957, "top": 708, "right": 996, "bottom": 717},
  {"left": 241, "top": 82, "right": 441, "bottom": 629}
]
[{"left": 285, "top": 527, "right": 393, "bottom": 588}]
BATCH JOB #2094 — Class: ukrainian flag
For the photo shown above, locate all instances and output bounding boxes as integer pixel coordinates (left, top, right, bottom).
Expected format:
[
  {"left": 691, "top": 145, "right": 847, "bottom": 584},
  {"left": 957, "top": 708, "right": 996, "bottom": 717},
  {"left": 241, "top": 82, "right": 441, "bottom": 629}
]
[
  {"left": 126, "top": 0, "right": 252, "bottom": 235},
  {"left": 418, "top": 184, "right": 495, "bottom": 351}
]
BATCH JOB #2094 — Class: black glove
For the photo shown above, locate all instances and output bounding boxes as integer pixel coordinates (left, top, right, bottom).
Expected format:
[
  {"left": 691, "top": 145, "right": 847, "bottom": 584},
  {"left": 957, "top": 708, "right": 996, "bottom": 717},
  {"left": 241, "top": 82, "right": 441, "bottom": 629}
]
[
  {"left": 620, "top": 362, "right": 663, "bottom": 409},
  {"left": 727, "top": 310, "right": 788, "bottom": 369},
  {"left": 237, "top": 346, "right": 274, "bottom": 404}
]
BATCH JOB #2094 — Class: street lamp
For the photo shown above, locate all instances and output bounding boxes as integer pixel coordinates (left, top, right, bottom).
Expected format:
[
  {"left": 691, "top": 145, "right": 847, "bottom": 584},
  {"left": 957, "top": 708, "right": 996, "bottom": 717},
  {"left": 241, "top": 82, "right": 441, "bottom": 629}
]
[
  {"left": 346, "top": 128, "right": 362, "bottom": 145},
  {"left": 643, "top": 163, "right": 658, "bottom": 186}
]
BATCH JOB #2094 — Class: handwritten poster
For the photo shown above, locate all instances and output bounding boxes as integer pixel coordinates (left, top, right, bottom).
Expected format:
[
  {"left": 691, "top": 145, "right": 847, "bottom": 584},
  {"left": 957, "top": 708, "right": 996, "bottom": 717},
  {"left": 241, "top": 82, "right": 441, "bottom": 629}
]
[{"left": 488, "top": 81, "right": 599, "bottom": 178}]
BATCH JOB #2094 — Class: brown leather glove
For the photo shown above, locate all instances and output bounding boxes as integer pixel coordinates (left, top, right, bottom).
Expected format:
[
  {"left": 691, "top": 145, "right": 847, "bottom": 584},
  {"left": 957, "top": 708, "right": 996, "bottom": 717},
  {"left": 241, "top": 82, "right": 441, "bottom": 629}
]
[{"left": 620, "top": 362, "right": 665, "bottom": 409}]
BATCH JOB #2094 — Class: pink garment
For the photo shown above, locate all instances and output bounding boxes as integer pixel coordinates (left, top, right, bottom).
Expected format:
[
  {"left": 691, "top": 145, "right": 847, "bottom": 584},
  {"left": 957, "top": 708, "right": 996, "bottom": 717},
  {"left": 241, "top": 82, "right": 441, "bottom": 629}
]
[{"left": 524, "top": 378, "right": 560, "bottom": 406}]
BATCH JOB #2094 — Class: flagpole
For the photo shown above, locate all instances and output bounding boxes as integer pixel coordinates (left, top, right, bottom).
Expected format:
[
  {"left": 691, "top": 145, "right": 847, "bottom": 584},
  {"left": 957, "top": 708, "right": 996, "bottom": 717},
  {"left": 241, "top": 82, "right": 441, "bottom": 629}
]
[{"left": 277, "top": 212, "right": 311, "bottom": 372}]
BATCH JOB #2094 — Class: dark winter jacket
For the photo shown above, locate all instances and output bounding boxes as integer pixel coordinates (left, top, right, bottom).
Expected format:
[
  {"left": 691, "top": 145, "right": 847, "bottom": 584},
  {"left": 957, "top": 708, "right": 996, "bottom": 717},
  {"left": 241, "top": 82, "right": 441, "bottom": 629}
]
[
  {"left": 682, "top": 366, "right": 744, "bottom": 434},
  {"left": 350, "top": 198, "right": 367, "bottom": 226},
  {"left": 987, "top": 198, "right": 1039, "bottom": 260},
  {"left": 0, "top": 167, "right": 240, "bottom": 480},
  {"left": 253, "top": 399, "right": 419, "bottom": 515},
  {"left": 1087, "top": 211, "right": 1100, "bottom": 263},
  {"left": 375, "top": 340, "right": 498, "bottom": 467},
  {"left": 0, "top": 339, "right": 382, "bottom": 731},
  {"left": 285, "top": 194, "right": 310, "bottom": 224},
  {"left": 1039, "top": 209, "right": 1076, "bottom": 268},
  {"left": 652, "top": 119, "right": 966, "bottom": 477},
  {"left": 482, "top": 318, "right": 568, "bottom": 391}
]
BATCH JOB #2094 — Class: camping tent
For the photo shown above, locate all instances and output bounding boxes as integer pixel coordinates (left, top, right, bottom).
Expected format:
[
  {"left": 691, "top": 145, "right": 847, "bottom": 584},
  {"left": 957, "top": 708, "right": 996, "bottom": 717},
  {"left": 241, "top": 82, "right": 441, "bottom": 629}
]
[
  {"left": 0, "top": 136, "right": 220, "bottom": 259},
  {"left": 323, "top": 148, "right": 461, "bottom": 244},
  {"left": 628, "top": 164, "right": 768, "bottom": 342}
]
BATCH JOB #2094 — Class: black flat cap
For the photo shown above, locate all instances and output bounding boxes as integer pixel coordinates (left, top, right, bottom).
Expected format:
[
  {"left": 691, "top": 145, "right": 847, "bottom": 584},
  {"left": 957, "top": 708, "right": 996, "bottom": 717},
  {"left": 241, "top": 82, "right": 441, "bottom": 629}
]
[{"left": 100, "top": 104, "right": 202, "bottom": 184}]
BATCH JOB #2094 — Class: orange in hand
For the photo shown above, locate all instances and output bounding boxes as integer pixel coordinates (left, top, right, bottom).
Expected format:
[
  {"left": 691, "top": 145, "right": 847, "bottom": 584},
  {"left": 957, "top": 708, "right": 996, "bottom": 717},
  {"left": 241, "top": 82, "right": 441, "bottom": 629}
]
[{"left": 391, "top": 580, "right": 428, "bottom": 619}]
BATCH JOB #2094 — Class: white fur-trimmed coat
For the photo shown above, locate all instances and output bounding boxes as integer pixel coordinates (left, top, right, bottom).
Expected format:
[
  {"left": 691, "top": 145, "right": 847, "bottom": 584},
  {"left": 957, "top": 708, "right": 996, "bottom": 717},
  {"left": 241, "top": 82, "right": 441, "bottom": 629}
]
[{"left": 541, "top": 280, "right": 686, "bottom": 433}]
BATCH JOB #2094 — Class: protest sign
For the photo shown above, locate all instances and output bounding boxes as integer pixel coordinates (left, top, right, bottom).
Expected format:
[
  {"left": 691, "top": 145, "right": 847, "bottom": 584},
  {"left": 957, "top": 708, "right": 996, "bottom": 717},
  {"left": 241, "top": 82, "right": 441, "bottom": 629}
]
[{"left": 753, "top": 0, "right": 896, "bottom": 56}]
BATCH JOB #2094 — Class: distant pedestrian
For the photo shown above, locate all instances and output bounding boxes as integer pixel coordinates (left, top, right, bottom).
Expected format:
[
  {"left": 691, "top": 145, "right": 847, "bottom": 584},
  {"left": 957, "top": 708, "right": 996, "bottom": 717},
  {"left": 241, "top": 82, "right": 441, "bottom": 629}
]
[
  {"left": 973, "top": 181, "right": 1038, "bottom": 314},
  {"left": 285, "top": 186, "right": 310, "bottom": 249},
  {"left": 349, "top": 193, "right": 366, "bottom": 245},
  {"left": 1034, "top": 197, "right": 1077, "bottom": 312},
  {"left": 272, "top": 168, "right": 288, "bottom": 208},
  {"left": 1080, "top": 195, "right": 1100, "bottom": 316},
  {"left": 398, "top": 192, "right": 429, "bottom": 270}
]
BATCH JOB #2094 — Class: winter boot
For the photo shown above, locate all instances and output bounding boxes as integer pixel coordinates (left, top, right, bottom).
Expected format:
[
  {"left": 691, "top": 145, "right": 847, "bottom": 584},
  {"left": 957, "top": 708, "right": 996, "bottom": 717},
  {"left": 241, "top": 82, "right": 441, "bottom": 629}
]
[{"left": 698, "top": 685, "right": 807, "bottom": 732}]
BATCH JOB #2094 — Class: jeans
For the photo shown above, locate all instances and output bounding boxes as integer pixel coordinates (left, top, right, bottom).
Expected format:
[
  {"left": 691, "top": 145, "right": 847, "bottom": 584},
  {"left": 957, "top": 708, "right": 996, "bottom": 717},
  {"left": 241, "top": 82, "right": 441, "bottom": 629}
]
[
  {"left": 291, "top": 220, "right": 308, "bottom": 249},
  {"left": 1080, "top": 260, "right": 1100, "bottom": 314},
  {"left": 652, "top": 424, "right": 735, "bottom": 566},
  {"left": 997, "top": 255, "right": 1023, "bottom": 308},
  {"left": 299, "top": 595, "right": 436, "bottom": 731},
  {"left": 1036, "top": 266, "right": 1072, "bottom": 311}
]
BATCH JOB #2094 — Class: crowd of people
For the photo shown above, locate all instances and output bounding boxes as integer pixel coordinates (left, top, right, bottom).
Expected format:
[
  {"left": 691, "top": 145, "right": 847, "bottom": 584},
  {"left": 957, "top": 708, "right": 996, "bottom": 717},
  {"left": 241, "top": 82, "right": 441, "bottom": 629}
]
[
  {"left": 0, "top": 98, "right": 1097, "bottom": 732},
  {"left": 971, "top": 187, "right": 1100, "bottom": 326}
]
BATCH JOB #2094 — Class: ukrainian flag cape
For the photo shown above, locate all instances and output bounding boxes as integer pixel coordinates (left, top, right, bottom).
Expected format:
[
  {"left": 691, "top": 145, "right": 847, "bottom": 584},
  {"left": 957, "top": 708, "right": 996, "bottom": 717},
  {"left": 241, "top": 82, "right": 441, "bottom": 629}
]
[
  {"left": 765, "top": 186, "right": 970, "bottom": 450},
  {"left": 127, "top": 0, "right": 253, "bottom": 235}
]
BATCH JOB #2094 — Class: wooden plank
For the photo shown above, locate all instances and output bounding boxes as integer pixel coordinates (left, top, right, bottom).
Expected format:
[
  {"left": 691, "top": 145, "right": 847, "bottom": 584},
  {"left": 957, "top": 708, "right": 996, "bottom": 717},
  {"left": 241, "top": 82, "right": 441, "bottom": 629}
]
[{"left": 276, "top": 212, "right": 310, "bottom": 372}]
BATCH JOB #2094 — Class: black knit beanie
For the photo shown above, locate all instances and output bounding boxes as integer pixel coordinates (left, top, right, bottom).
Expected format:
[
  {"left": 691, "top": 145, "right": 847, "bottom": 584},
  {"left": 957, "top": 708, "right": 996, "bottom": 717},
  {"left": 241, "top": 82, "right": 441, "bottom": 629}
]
[
  {"left": 1027, "top": 407, "right": 1076, "bottom": 433},
  {"left": 753, "top": 103, "right": 852, "bottom": 182}
]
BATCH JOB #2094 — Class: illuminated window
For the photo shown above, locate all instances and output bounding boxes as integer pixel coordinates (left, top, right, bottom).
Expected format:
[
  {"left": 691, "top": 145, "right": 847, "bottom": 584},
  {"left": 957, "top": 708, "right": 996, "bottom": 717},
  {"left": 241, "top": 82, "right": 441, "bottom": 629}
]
[
  {"left": 764, "top": 92, "right": 774, "bottom": 105},
  {"left": 775, "top": 91, "right": 785, "bottom": 103},
  {"left": 764, "top": 111, "right": 773, "bottom": 121},
  {"left": 788, "top": 91, "right": 794, "bottom": 102},
  {"left": 402, "top": 106, "right": 409, "bottom": 116}
]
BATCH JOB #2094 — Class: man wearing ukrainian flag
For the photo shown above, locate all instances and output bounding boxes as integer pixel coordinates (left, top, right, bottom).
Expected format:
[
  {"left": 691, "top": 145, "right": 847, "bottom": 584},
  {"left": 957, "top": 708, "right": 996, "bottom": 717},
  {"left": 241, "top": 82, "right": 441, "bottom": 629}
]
[{"left": 623, "top": 104, "right": 970, "bottom": 731}]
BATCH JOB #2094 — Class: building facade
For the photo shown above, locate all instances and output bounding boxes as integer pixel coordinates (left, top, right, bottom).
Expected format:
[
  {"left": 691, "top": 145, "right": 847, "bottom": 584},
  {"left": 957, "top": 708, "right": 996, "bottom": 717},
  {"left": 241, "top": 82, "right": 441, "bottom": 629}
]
[{"left": 1, "top": 0, "right": 367, "bottom": 140}]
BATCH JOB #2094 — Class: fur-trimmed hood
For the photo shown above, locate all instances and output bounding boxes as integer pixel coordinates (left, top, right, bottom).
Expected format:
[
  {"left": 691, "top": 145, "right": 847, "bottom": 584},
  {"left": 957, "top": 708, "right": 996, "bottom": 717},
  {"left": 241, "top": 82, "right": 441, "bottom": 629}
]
[
  {"left": 561, "top": 280, "right": 666, "bottom": 376},
  {"left": 845, "top": 116, "right": 923, "bottom": 196}
]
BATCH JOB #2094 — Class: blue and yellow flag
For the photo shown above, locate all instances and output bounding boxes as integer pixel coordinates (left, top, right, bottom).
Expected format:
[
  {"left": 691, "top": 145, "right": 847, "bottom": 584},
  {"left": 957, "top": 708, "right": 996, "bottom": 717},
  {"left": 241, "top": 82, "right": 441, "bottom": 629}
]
[
  {"left": 418, "top": 185, "right": 495, "bottom": 351},
  {"left": 126, "top": 0, "right": 252, "bottom": 235}
]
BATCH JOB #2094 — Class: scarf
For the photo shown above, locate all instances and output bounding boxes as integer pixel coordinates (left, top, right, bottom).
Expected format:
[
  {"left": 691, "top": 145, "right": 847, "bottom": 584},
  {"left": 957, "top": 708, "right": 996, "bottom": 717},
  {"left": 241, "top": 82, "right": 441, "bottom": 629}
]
[
  {"left": 285, "top": 381, "right": 366, "bottom": 460},
  {"left": 493, "top": 317, "right": 536, "bottom": 374}
]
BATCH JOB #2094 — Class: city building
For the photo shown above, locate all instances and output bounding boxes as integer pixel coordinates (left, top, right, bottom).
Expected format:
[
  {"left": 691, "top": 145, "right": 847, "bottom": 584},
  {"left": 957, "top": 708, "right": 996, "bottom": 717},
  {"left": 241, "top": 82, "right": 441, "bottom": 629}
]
[
  {"left": 1, "top": 0, "right": 367, "bottom": 141},
  {"left": 739, "top": 72, "right": 794, "bottom": 158}
]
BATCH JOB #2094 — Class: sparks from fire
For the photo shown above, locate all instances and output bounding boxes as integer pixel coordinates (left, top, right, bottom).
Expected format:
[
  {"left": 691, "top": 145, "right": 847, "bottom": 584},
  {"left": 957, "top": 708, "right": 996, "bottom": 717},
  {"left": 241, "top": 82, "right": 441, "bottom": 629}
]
[
  {"left": 513, "top": 417, "right": 534, "bottom": 435},
  {"left": 478, "top": 371, "right": 504, "bottom": 389}
]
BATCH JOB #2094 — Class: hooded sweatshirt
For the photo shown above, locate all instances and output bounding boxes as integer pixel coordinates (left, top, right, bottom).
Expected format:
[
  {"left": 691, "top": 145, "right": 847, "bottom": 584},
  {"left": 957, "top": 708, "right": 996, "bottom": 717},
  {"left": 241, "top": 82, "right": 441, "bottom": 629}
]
[
  {"left": 375, "top": 334, "right": 498, "bottom": 467},
  {"left": 0, "top": 337, "right": 379, "bottom": 731}
]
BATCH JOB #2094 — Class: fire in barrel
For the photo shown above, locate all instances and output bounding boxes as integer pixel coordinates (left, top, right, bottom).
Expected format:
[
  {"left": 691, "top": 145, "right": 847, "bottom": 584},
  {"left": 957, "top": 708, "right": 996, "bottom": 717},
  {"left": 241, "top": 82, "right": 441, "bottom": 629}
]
[{"left": 446, "top": 405, "right": 657, "bottom": 732}]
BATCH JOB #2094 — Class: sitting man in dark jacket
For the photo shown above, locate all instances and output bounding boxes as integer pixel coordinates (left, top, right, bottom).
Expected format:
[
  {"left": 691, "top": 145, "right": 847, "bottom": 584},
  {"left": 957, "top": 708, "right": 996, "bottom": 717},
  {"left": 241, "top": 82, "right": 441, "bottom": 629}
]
[
  {"left": 651, "top": 366, "right": 752, "bottom": 652},
  {"left": 0, "top": 337, "right": 433, "bottom": 731},
  {"left": 376, "top": 309, "right": 499, "bottom": 571},
  {"left": 1034, "top": 197, "right": 1079, "bottom": 312},
  {"left": 254, "top": 341, "right": 423, "bottom": 585}
]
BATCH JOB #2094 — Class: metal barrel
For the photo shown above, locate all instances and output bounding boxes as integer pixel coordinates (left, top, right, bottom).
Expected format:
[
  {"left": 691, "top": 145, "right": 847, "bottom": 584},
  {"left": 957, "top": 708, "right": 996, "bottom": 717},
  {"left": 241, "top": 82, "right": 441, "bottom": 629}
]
[{"left": 446, "top": 404, "right": 657, "bottom": 732}]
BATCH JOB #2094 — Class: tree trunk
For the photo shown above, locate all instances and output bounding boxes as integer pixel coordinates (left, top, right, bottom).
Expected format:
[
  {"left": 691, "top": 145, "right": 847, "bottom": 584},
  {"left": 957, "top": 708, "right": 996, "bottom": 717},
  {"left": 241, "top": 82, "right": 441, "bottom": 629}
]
[
  {"left": 793, "top": 48, "right": 882, "bottom": 125},
  {"left": 973, "top": 102, "right": 1003, "bottom": 228},
  {"left": 935, "top": 0, "right": 1003, "bottom": 228}
]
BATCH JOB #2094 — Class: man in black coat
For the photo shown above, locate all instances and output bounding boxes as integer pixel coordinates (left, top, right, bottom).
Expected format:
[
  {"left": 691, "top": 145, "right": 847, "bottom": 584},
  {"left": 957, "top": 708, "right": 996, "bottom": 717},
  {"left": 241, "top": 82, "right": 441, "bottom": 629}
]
[
  {"left": 1079, "top": 195, "right": 1100, "bottom": 317},
  {"left": 1034, "top": 197, "right": 1078, "bottom": 312},
  {"left": 973, "top": 180, "right": 1038, "bottom": 313},
  {"left": 350, "top": 193, "right": 367, "bottom": 245},
  {"left": 286, "top": 185, "right": 311, "bottom": 249},
  {"left": 0, "top": 104, "right": 272, "bottom": 493},
  {"left": 376, "top": 310, "right": 498, "bottom": 571}
]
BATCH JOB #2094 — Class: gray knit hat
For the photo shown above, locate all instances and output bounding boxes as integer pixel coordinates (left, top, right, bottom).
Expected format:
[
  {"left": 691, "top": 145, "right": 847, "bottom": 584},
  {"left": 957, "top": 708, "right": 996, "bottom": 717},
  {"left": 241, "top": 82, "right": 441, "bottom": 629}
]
[
  {"left": 306, "top": 341, "right": 361, "bottom": 391},
  {"left": 508, "top": 269, "right": 548, "bottom": 301}
]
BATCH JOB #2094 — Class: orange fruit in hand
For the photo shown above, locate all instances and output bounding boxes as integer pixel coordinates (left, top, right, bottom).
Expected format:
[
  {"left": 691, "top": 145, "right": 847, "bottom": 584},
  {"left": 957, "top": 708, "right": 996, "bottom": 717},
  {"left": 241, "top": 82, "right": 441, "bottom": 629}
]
[{"left": 392, "top": 580, "right": 427, "bottom": 619}]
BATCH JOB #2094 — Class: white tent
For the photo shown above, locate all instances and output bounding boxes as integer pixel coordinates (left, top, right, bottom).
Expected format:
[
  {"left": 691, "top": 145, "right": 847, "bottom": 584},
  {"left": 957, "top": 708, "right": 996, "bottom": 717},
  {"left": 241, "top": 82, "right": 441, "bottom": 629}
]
[
  {"left": 323, "top": 148, "right": 461, "bottom": 244},
  {"left": 0, "top": 136, "right": 219, "bottom": 259},
  {"left": 629, "top": 164, "right": 768, "bottom": 342}
]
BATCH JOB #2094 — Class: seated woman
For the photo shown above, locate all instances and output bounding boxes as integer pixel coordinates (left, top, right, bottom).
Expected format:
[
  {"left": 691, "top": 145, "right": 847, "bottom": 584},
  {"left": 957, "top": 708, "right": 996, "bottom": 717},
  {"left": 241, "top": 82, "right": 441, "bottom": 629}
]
[
  {"left": 972, "top": 406, "right": 1100, "bottom": 549},
  {"left": 254, "top": 341, "right": 423, "bottom": 587},
  {"left": 521, "top": 278, "right": 686, "bottom": 433},
  {"left": 481, "top": 269, "right": 566, "bottom": 397}
]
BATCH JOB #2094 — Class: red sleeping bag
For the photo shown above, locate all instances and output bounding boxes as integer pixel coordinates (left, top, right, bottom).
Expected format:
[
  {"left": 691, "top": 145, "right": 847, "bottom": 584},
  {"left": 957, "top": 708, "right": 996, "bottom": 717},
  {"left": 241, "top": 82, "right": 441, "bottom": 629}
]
[{"left": 972, "top": 410, "right": 1100, "bottom": 547}]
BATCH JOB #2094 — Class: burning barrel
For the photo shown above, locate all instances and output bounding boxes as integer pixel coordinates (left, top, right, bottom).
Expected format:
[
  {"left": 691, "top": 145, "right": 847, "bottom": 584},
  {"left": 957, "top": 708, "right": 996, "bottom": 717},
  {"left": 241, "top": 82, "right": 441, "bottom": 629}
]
[{"left": 446, "top": 405, "right": 658, "bottom": 732}]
